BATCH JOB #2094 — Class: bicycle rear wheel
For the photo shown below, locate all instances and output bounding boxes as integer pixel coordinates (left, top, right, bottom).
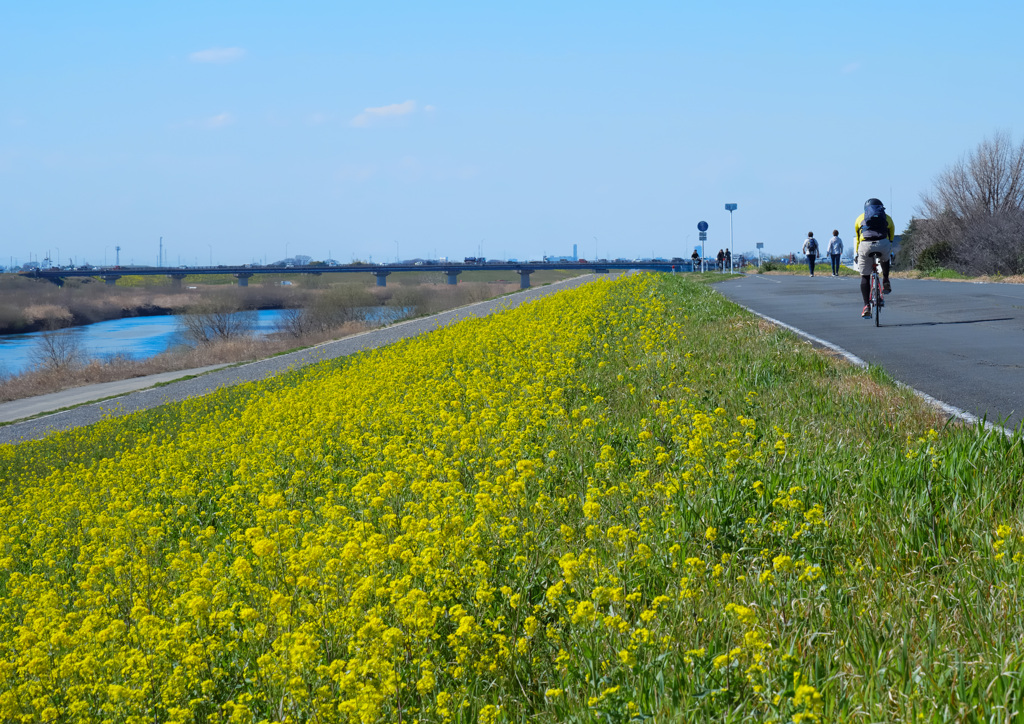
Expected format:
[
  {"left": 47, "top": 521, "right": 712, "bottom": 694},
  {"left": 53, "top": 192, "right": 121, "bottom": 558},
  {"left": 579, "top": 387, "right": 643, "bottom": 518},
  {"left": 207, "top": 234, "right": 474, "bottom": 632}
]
[{"left": 872, "top": 273, "right": 882, "bottom": 326}]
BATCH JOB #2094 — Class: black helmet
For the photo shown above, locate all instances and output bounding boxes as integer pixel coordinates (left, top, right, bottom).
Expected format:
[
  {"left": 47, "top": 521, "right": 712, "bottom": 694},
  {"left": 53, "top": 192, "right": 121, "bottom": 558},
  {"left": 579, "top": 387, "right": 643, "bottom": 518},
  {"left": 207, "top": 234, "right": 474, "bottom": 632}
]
[{"left": 865, "top": 197, "right": 884, "bottom": 207}]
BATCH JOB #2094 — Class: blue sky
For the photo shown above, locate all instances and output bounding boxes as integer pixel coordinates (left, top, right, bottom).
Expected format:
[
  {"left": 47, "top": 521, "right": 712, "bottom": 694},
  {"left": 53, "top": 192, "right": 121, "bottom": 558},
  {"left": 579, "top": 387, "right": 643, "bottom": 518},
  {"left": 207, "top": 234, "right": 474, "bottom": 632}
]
[{"left": 3, "top": 0, "right": 1022, "bottom": 267}]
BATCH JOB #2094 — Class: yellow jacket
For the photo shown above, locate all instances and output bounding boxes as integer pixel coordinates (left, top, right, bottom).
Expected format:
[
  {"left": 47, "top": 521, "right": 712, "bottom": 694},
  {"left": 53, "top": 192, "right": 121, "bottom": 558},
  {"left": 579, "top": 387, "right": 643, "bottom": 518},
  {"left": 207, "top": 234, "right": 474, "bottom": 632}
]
[{"left": 854, "top": 212, "right": 895, "bottom": 244}]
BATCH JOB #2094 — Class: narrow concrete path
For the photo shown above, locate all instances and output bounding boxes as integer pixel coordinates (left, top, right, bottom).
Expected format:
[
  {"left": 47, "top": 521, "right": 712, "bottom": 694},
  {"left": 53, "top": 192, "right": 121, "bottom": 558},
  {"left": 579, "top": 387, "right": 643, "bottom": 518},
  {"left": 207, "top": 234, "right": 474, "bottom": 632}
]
[
  {"left": 0, "top": 275, "right": 602, "bottom": 445},
  {"left": 0, "top": 364, "right": 231, "bottom": 423}
]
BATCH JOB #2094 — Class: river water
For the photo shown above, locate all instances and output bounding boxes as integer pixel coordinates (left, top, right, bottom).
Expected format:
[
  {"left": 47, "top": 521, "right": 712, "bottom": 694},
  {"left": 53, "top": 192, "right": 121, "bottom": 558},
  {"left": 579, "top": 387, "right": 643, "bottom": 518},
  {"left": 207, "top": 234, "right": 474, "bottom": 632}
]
[{"left": 0, "top": 307, "right": 408, "bottom": 376}]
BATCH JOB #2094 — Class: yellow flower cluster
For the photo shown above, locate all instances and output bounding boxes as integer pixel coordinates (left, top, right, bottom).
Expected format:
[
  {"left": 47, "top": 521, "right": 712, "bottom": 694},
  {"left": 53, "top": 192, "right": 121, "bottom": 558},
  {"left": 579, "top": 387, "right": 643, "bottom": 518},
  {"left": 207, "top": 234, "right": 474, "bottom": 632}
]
[{"left": 0, "top": 274, "right": 826, "bottom": 722}]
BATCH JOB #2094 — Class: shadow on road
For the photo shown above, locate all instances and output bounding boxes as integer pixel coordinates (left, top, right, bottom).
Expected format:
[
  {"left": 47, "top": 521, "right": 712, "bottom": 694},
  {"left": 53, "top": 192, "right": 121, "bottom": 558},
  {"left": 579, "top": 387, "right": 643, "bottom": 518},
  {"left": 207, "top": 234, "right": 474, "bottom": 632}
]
[{"left": 882, "top": 317, "right": 1014, "bottom": 328}]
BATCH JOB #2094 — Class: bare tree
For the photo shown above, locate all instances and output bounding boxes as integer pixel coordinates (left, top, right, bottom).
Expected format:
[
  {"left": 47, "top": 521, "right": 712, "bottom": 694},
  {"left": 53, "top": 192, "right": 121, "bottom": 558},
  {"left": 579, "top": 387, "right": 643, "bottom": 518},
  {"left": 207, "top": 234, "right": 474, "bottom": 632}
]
[
  {"left": 274, "top": 285, "right": 377, "bottom": 337},
  {"left": 911, "top": 131, "right": 1024, "bottom": 275},
  {"left": 274, "top": 306, "right": 311, "bottom": 338},
  {"left": 177, "top": 300, "right": 258, "bottom": 345},
  {"left": 29, "top": 329, "right": 87, "bottom": 371}
]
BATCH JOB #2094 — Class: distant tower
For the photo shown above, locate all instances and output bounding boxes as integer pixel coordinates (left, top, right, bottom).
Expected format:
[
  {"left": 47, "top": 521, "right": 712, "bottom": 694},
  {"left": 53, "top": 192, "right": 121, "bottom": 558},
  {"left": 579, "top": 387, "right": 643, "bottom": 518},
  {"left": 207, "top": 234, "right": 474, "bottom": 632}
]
[
  {"left": 573, "top": 243, "right": 578, "bottom": 261},
  {"left": 115, "top": 246, "right": 121, "bottom": 266}
]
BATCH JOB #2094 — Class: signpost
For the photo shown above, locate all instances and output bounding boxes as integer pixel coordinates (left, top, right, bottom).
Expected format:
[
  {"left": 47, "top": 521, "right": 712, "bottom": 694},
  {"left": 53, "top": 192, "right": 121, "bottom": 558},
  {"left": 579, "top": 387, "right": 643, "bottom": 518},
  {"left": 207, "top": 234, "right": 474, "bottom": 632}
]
[
  {"left": 724, "top": 204, "right": 738, "bottom": 272},
  {"left": 697, "top": 221, "right": 708, "bottom": 272}
]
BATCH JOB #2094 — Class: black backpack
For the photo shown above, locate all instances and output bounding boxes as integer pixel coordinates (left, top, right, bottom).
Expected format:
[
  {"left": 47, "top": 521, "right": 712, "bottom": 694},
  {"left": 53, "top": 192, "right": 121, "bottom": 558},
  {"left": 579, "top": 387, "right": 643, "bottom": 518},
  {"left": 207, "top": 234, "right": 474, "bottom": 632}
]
[
  {"left": 861, "top": 202, "right": 889, "bottom": 241},
  {"left": 806, "top": 238, "right": 818, "bottom": 254}
]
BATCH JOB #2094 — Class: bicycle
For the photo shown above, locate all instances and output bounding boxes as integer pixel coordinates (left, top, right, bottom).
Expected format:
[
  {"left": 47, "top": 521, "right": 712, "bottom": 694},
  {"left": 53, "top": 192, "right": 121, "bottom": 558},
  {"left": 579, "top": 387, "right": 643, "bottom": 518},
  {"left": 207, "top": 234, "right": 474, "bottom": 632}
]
[{"left": 866, "top": 252, "right": 885, "bottom": 326}]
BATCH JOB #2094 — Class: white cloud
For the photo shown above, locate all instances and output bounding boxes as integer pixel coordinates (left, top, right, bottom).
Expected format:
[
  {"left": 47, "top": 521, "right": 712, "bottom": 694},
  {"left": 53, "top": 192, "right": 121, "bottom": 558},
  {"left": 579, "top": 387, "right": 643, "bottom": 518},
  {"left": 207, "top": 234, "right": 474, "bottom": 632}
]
[
  {"left": 350, "top": 100, "right": 418, "bottom": 128},
  {"left": 203, "top": 112, "right": 234, "bottom": 128},
  {"left": 190, "top": 47, "right": 246, "bottom": 64}
]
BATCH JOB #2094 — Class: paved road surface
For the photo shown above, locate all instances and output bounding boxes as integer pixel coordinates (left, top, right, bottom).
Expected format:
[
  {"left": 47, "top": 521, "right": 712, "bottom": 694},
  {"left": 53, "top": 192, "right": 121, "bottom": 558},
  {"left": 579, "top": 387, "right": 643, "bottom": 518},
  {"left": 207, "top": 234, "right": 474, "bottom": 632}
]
[
  {"left": 0, "top": 275, "right": 603, "bottom": 445},
  {"left": 716, "top": 274, "right": 1024, "bottom": 431}
]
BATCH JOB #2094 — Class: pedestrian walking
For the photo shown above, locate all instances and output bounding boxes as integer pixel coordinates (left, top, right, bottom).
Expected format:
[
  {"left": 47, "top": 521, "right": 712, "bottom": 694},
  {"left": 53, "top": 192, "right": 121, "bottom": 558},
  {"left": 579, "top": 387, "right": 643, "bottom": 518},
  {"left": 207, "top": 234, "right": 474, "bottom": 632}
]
[
  {"left": 716, "top": 249, "right": 725, "bottom": 272},
  {"left": 724, "top": 248, "right": 732, "bottom": 272},
  {"left": 802, "top": 232, "right": 820, "bottom": 277},
  {"left": 827, "top": 230, "right": 844, "bottom": 276}
]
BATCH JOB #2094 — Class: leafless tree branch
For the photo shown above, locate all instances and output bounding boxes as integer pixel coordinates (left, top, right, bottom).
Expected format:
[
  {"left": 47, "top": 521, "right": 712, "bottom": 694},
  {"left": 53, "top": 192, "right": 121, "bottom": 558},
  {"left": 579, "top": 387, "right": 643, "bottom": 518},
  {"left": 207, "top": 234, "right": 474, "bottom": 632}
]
[{"left": 910, "top": 131, "right": 1024, "bottom": 275}]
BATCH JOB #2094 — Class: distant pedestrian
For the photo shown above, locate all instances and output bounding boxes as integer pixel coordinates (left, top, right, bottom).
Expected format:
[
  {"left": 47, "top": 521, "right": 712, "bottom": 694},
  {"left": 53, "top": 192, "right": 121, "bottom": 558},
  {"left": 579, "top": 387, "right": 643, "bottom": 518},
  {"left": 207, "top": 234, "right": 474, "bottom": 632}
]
[
  {"left": 827, "top": 229, "right": 844, "bottom": 276},
  {"left": 802, "top": 232, "right": 820, "bottom": 277},
  {"left": 724, "top": 248, "right": 732, "bottom": 272},
  {"left": 716, "top": 249, "right": 725, "bottom": 271}
]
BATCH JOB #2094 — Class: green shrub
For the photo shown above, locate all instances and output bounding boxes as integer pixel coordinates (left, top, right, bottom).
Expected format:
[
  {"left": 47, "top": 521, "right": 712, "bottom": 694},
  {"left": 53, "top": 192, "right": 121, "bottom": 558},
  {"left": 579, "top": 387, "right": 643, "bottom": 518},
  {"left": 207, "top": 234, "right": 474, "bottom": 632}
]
[{"left": 916, "top": 240, "right": 953, "bottom": 271}]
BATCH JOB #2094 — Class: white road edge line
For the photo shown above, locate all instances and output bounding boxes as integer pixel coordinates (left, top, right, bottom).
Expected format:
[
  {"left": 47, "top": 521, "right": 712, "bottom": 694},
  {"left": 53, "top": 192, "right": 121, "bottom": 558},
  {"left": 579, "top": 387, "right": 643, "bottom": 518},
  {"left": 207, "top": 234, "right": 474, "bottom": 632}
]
[{"left": 732, "top": 302, "right": 1013, "bottom": 436}]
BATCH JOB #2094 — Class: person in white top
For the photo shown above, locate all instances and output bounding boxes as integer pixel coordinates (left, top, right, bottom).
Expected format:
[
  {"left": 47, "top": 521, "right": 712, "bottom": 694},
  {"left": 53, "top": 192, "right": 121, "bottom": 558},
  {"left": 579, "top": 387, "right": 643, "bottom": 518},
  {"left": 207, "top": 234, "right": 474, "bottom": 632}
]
[{"left": 827, "top": 230, "right": 844, "bottom": 276}]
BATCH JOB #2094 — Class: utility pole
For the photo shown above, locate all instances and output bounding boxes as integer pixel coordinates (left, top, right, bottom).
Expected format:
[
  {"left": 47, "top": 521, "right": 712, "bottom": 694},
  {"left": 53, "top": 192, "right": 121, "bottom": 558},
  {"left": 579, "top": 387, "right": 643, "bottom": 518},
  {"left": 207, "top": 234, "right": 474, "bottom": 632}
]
[{"left": 159, "top": 237, "right": 163, "bottom": 267}]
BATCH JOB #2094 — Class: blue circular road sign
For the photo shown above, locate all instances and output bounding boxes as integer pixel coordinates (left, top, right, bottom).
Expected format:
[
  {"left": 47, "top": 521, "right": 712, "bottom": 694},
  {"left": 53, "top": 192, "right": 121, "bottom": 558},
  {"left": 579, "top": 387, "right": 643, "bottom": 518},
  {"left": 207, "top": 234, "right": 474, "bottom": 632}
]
[{"left": 697, "top": 221, "right": 708, "bottom": 232}]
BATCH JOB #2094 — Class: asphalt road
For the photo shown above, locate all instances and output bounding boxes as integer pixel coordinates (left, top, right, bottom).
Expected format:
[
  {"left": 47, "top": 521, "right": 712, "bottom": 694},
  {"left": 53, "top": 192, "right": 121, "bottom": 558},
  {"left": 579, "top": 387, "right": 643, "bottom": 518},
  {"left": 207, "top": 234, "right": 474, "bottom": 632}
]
[
  {"left": 716, "top": 274, "right": 1024, "bottom": 431},
  {"left": 0, "top": 274, "right": 603, "bottom": 445}
]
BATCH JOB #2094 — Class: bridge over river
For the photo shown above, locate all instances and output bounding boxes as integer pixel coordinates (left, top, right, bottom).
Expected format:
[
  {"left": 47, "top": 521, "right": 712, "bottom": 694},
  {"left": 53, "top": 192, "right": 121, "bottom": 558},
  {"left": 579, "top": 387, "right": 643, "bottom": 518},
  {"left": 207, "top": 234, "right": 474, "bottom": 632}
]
[{"left": 21, "top": 260, "right": 702, "bottom": 289}]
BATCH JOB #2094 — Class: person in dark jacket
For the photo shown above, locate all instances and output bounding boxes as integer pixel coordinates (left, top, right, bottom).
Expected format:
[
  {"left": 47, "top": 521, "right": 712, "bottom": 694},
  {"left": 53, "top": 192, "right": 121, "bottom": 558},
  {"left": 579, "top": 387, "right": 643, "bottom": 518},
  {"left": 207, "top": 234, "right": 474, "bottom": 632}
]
[{"left": 802, "top": 233, "right": 819, "bottom": 277}]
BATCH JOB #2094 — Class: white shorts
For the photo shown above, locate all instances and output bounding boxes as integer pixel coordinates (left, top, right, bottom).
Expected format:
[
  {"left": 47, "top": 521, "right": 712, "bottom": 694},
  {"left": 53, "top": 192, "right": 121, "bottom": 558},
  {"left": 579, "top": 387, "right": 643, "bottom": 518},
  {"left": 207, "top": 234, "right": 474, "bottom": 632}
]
[{"left": 856, "top": 239, "right": 892, "bottom": 275}]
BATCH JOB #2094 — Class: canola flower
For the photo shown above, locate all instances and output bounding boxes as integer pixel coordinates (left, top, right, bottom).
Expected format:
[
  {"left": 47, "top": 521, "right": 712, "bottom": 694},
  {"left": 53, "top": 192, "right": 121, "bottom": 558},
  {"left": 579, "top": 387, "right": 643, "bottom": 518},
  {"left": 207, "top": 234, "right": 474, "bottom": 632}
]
[{"left": 5, "top": 272, "right": 1007, "bottom": 722}]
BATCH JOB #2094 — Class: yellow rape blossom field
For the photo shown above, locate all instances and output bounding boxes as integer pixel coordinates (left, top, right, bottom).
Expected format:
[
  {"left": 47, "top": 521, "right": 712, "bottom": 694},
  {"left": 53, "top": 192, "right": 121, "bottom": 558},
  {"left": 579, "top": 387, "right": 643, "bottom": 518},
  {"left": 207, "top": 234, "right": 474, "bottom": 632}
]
[{"left": 1, "top": 273, "right": 1023, "bottom": 723}]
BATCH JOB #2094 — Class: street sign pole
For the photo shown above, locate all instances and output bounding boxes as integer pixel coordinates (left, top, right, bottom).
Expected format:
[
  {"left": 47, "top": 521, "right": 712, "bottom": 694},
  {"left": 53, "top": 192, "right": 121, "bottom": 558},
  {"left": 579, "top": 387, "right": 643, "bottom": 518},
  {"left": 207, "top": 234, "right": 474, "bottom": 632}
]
[
  {"left": 725, "top": 204, "right": 738, "bottom": 273},
  {"left": 697, "top": 221, "right": 708, "bottom": 272}
]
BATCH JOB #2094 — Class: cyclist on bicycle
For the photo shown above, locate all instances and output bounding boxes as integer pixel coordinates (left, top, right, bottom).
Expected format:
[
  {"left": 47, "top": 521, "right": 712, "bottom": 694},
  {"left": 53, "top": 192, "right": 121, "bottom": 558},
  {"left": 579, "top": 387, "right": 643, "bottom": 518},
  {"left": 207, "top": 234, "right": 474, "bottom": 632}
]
[{"left": 855, "top": 198, "right": 895, "bottom": 318}]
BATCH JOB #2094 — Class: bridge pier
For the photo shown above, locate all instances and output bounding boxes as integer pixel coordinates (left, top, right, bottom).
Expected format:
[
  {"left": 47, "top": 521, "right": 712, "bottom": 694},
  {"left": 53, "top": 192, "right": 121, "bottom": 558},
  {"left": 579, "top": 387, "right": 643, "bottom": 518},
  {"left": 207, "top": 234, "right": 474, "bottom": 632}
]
[
  {"left": 516, "top": 267, "right": 536, "bottom": 289},
  {"left": 446, "top": 270, "right": 462, "bottom": 286},
  {"left": 234, "top": 272, "right": 253, "bottom": 287},
  {"left": 167, "top": 273, "right": 188, "bottom": 289},
  {"left": 372, "top": 271, "right": 391, "bottom": 287},
  {"left": 102, "top": 275, "right": 121, "bottom": 286}
]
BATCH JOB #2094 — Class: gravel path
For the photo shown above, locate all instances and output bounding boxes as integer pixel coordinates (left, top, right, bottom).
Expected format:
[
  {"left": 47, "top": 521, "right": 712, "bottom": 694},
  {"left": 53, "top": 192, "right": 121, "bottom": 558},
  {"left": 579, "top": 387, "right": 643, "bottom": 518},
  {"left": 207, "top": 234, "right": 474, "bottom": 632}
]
[{"left": 0, "top": 275, "right": 603, "bottom": 445}]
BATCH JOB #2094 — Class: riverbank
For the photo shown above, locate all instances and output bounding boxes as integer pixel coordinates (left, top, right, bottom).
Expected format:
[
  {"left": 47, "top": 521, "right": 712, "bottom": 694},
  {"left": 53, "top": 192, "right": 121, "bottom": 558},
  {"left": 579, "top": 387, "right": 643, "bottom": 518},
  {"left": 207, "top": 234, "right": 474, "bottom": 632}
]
[
  {"left": 0, "top": 273, "right": 601, "bottom": 438},
  {"left": 0, "top": 269, "right": 588, "bottom": 334},
  {"left": 0, "top": 272, "right": 582, "bottom": 403},
  {"left": 0, "top": 321, "right": 369, "bottom": 403},
  {"left": 0, "top": 274, "right": 294, "bottom": 334}
]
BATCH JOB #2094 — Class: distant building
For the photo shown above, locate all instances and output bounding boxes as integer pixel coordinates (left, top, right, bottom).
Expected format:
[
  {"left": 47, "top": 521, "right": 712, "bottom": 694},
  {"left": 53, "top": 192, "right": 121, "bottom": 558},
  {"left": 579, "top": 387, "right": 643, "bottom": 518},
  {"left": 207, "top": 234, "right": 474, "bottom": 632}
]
[{"left": 544, "top": 243, "right": 580, "bottom": 263}]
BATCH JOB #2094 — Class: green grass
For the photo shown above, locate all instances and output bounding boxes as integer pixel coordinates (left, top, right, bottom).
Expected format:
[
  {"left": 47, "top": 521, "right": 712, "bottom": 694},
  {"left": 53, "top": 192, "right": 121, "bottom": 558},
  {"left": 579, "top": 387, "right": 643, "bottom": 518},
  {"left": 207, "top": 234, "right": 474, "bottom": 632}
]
[
  {"left": 756, "top": 263, "right": 859, "bottom": 276},
  {"left": 916, "top": 266, "right": 970, "bottom": 280}
]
